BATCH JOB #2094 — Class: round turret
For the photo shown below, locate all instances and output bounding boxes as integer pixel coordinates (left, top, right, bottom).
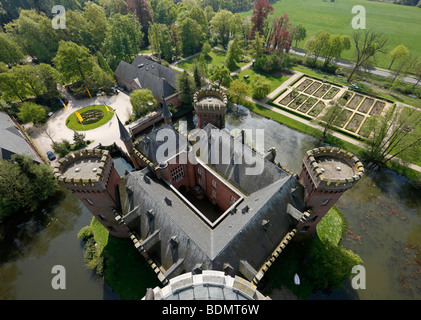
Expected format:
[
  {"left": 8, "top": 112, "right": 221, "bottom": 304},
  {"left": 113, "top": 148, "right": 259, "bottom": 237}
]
[{"left": 193, "top": 87, "right": 228, "bottom": 129}]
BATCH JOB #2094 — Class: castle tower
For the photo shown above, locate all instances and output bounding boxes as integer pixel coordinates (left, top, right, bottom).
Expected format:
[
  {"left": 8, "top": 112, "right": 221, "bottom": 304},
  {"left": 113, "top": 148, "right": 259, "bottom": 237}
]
[
  {"left": 54, "top": 149, "right": 129, "bottom": 238},
  {"left": 193, "top": 87, "right": 227, "bottom": 129},
  {"left": 116, "top": 114, "right": 141, "bottom": 169},
  {"left": 162, "top": 96, "right": 172, "bottom": 125},
  {"left": 296, "top": 146, "right": 364, "bottom": 237}
]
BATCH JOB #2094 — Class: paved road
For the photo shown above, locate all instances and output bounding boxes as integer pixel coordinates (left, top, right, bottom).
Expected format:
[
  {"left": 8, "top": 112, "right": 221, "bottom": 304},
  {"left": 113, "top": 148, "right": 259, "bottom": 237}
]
[{"left": 289, "top": 48, "right": 420, "bottom": 86}]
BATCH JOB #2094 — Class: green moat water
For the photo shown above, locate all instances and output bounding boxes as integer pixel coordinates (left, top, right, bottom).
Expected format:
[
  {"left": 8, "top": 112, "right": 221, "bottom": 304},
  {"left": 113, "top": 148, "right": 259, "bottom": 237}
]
[{"left": 0, "top": 105, "right": 420, "bottom": 299}]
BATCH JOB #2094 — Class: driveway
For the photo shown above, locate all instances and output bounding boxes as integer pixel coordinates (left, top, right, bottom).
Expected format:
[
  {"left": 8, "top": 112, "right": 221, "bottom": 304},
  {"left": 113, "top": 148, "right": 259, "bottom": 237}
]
[{"left": 26, "top": 89, "right": 133, "bottom": 165}]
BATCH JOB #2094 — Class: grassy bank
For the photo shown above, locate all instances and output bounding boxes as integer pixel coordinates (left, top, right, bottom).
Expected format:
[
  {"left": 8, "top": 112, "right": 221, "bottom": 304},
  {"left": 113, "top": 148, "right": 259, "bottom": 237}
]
[
  {"left": 78, "top": 217, "right": 160, "bottom": 300},
  {"left": 264, "top": 205, "right": 362, "bottom": 299}
]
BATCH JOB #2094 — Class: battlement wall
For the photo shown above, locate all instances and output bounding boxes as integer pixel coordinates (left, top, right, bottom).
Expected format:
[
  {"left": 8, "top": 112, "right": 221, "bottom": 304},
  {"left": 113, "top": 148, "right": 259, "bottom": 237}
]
[
  {"left": 54, "top": 149, "right": 113, "bottom": 191},
  {"left": 303, "top": 146, "right": 364, "bottom": 191},
  {"left": 194, "top": 88, "right": 228, "bottom": 111}
]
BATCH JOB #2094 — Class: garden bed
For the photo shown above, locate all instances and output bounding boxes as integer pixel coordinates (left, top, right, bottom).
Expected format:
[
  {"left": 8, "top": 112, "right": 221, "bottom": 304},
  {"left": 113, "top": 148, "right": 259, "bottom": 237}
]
[
  {"left": 370, "top": 101, "right": 386, "bottom": 116},
  {"left": 308, "top": 101, "right": 325, "bottom": 117},
  {"left": 313, "top": 83, "right": 331, "bottom": 98},
  {"left": 296, "top": 78, "right": 313, "bottom": 91},
  {"left": 347, "top": 94, "right": 364, "bottom": 110},
  {"left": 298, "top": 97, "right": 317, "bottom": 113},
  {"left": 358, "top": 97, "right": 374, "bottom": 114},
  {"left": 334, "top": 109, "right": 353, "bottom": 128},
  {"left": 357, "top": 118, "right": 373, "bottom": 138},
  {"left": 345, "top": 113, "right": 365, "bottom": 132},
  {"left": 323, "top": 87, "right": 340, "bottom": 100},
  {"left": 304, "top": 81, "right": 322, "bottom": 95},
  {"left": 289, "top": 94, "right": 308, "bottom": 109},
  {"left": 279, "top": 90, "right": 299, "bottom": 106}
]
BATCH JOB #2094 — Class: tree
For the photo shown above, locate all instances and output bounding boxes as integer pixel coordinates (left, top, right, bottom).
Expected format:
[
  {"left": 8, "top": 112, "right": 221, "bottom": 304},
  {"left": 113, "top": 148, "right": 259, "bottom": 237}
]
[
  {"left": 52, "top": 139, "right": 72, "bottom": 158},
  {"left": 347, "top": 29, "right": 388, "bottom": 83},
  {"left": 293, "top": 24, "right": 307, "bottom": 48},
  {"left": 125, "top": 0, "right": 153, "bottom": 42},
  {"left": 0, "top": 64, "right": 31, "bottom": 102},
  {"left": 225, "top": 36, "right": 243, "bottom": 71},
  {"left": 229, "top": 79, "right": 249, "bottom": 104},
  {"left": 304, "top": 31, "right": 330, "bottom": 65},
  {"left": 17, "top": 102, "right": 47, "bottom": 125},
  {"left": 268, "top": 14, "right": 294, "bottom": 53},
  {"left": 0, "top": 154, "right": 58, "bottom": 220},
  {"left": 192, "top": 62, "right": 204, "bottom": 90},
  {"left": 388, "top": 54, "right": 417, "bottom": 89},
  {"left": 209, "top": 64, "right": 231, "bottom": 87},
  {"left": 0, "top": 32, "right": 24, "bottom": 65},
  {"left": 53, "top": 40, "right": 95, "bottom": 82},
  {"left": 248, "top": 0, "right": 273, "bottom": 40},
  {"left": 148, "top": 23, "right": 173, "bottom": 61},
  {"left": 189, "top": 6, "right": 208, "bottom": 35},
  {"left": 73, "top": 131, "right": 86, "bottom": 148},
  {"left": 149, "top": 0, "right": 177, "bottom": 25},
  {"left": 202, "top": 41, "right": 212, "bottom": 57},
  {"left": 251, "top": 74, "right": 271, "bottom": 100},
  {"left": 102, "top": 13, "right": 144, "bottom": 69},
  {"left": 322, "top": 34, "right": 351, "bottom": 68},
  {"left": 176, "top": 71, "right": 195, "bottom": 105},
  {"left": 4, "top": 9, "right": 61, "bottom": 63},
  {"left": 387, "top": 44, "right": 409, "bottom": 70},
  {"left": 83, "top": 3, "right": 109, "bottom": 51},
  {"left": 363, "top": 105, "right": 421, "bottom": 166},
  {"left": 179, "top": 17, "right": 203, "bottom": 56},
  {"left": 210, "top": 10, "right": 234, "bottom": 48},
  {"left": 130, "top": 89, "right": 157, "bottom": 117},
  {"left": 249, "top": 31, "right": 265, "bottom": 60},
  {"left": 315, "top": 99, "right": 347, "bottom": 140}
]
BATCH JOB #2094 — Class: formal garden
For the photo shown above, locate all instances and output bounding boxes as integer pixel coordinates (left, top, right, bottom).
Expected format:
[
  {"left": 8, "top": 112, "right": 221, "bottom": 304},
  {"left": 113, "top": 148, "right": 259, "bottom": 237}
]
[{"left": 272, "top": 76, "right": 393, "bottom": 139}]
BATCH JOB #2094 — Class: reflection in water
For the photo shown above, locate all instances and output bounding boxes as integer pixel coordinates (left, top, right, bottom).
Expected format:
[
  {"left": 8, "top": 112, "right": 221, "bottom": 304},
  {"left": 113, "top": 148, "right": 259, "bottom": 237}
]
[{"left": 1, "top": 104, "right": 420, "bottom": 299}]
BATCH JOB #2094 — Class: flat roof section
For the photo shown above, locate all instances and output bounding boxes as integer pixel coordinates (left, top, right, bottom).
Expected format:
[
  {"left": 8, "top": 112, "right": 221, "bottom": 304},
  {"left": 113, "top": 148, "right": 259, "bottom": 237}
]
[
  {"left": 61, "top": 157, "right": 103, "bottom": 180},
  {"left": 315, "top": 156, "right": 355, "bottom": 180}
]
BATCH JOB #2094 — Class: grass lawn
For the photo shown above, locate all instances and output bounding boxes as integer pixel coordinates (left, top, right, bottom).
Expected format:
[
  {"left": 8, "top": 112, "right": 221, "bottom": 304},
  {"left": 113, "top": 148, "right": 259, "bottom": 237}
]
[
  {"left": 264, "top": 205, "right": 361, "bottom": 299},
  {"left": 89, "top": 218, "right": 161, "bottom": 300},
  {"left": 240, "top": 0, "right": 421, "bottom": 69},
  {"left": 234, "top": 68, "right": 290, "bottom": 93},
  {"left": 176, "top": 49, "right": 249, "bottom": 72},
  {"left": 66, "top": 105, "right": 114, "bottom": 131}
]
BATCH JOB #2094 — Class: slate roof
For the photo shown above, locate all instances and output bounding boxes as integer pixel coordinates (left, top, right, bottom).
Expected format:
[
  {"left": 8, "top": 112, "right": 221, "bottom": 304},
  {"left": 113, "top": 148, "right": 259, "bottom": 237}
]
[
  {"left": 135, "top": 124, "right": 188, "bottom": 166},
  {"left": 119, "top": 124, "right": 306, "bottom": 277},
  {"left": 0, "top": 112, "right": 40, "bottom": 162},
  {"left": 114, "top": 56, "right": 179, "bottom": 99}
]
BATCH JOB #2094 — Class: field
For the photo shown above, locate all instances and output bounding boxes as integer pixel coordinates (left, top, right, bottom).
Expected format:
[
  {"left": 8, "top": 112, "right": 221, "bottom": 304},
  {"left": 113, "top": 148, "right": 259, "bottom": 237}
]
[{"left": 240, "top": 0, "right": 421, "bottom": 69}]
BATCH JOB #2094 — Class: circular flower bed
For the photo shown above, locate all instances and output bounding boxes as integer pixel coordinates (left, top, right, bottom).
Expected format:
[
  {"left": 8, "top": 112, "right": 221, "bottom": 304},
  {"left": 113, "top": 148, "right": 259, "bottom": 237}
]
[{"left": 66, "top": 105, "right": 114, "bottom": 131}]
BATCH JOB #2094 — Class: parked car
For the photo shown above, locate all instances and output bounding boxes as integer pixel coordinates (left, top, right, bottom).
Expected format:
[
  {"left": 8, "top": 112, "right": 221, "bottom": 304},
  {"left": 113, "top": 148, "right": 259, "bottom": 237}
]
[{"left": 46, "top": 151, "right": 56, "bottom": 161}]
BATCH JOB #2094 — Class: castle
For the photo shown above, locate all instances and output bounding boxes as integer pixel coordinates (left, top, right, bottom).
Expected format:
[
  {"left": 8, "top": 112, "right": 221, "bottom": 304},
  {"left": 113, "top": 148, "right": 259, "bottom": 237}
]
[{"left": 54, "top": 88, "right": 364, "bottom": 299}]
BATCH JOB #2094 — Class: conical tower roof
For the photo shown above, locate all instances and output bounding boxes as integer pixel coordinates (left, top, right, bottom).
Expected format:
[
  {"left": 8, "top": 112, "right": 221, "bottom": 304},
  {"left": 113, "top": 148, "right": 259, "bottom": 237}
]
[{"left": 116, "top": 113, "right": 131, "bottom": 142}]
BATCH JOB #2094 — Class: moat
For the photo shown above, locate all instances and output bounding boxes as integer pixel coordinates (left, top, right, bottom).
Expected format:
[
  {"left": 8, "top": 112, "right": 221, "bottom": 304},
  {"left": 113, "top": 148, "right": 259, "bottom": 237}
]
[{"left": 1, "top": 105, "right": 420, "bottom": 300}]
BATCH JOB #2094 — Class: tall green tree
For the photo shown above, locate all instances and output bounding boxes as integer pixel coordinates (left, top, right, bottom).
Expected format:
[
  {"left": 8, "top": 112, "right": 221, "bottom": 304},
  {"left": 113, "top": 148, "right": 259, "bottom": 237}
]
[
  {"left": 5, "top": 9, "right": 61, "bottom": 63},
  {"left": 387, "top": 44, "right": 409, "bottom": 70},
  {"left": 0, "top": 154, "right": 58, "bottom": 220},
  {"left": 293, "top": 24, "right": 307, "bottom": 48},
  {"left": 176, "top": 71, "right": 195, "bottom": 105},
  {"left": 17, "top": 101, "right": 47, "bottom": 125},
  {"left": 225, "top": 36, "right": 243, "bottom": 71},
  {"left": 53, "top": 40, "right": 95, "bottom": 82},
  {"left": 210, "top": 10, "right": 234, "bottom": 48},
  {"left": 130, "top": 89, "right": 157, "bottom": 117},
  {"left": 209, "top": 64, "right": 231, "bottom": 87},
  {"left": 102, "top": 13, "right": 144, "bottom": 69},
  {"left": 179, "top": 17, "right": 203, "bottom": 56},
  {"left": 0, "top": 32, "right": 24, "bottom": 65},
  {"left": 251, "top": 74, "right": 271, "bottom": 100}
]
